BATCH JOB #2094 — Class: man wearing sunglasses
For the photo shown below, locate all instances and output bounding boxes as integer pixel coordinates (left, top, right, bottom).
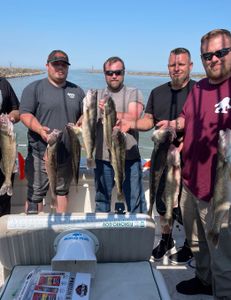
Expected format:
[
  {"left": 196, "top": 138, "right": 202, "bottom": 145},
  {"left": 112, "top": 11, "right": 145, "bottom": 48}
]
[
  {"left": 94, "top": 56, "right": 147, "bottom": 213},
  {"left": 157, "top": 29, "right": 231, "bottom": 298}
]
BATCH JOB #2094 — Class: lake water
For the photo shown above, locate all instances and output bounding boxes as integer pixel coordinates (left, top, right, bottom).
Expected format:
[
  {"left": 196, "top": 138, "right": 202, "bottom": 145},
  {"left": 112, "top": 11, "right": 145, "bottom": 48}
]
[{"left": 8, "top": 69, "right": 170, "bottom": 158}]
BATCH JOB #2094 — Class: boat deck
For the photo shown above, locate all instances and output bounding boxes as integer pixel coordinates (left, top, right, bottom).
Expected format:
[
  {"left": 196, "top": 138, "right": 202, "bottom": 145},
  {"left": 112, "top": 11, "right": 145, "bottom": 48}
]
[
  {"left": 0, "top": 211, "right": 213, "bottom": 300},
  {"left": 152, "top": 218, "right": 213, "bottom": 300},
  {"left": 0, "top": 166, "right": 213, "bottom": 299}
]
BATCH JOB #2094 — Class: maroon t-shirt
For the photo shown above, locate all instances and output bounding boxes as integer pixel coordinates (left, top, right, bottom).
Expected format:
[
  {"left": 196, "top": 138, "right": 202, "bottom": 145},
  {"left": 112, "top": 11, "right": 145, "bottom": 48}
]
[{"left": 181, "top": 77, "right": 231, "bottom": 201}]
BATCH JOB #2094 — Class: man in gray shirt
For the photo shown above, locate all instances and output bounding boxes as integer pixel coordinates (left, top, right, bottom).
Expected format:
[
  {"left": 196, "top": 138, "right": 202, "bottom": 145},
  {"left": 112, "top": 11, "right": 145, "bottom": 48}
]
[
  {"left": 20, "top": 50, "right": 85, "bottom": 214},
  {"left": 94, "top": 56, "right": 147, "bottom": 213}
]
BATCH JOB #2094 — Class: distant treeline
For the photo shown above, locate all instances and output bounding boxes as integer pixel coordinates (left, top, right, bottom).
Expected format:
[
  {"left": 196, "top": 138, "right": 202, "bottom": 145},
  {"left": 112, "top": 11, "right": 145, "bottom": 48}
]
[
  {"left": 89, "top": 69, "right": 206, "bottom": 78},
  {"left": 0, "top": 67, "right": 45, "bottom": 78}
]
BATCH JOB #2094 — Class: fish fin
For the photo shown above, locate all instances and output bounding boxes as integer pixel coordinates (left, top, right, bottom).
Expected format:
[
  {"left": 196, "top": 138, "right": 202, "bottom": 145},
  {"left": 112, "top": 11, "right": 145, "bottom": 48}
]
[
  {"left": 18, "top": 152, "right": 25, "bottom": 180},
  {"left": 7, "top": 186, "right": 13, "bottom": 196}
]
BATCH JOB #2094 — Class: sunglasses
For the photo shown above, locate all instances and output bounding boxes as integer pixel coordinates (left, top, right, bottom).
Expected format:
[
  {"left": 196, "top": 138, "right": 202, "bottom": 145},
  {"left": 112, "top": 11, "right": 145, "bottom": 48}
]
[
  {"left": 105, "top": 69, "right": 125, "bottom": 76},
  {"left": 201, "top": 47, "right": 231, "bottom": 61}
]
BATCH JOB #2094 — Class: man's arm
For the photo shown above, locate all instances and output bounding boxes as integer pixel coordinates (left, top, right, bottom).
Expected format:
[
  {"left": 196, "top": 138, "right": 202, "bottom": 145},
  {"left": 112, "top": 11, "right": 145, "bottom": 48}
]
[
  {"left": 156, "top": 116, "right": 185, "bottom": 132},
  {"left": 116, "top": 102, "right": 144, "bottom": 121},
  {"left": 118, "top": 113, "right": 155, "bottom": 132},
  {"left": 20, "top": 113, "right": 50, "bottom": 141}
]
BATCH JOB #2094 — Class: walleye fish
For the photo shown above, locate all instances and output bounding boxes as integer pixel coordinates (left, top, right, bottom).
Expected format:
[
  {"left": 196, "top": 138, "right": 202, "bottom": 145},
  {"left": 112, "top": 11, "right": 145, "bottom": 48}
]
[
  {"left": 111, "top": 127, "right": 126, "bottom": 200},
  {"left": 82, "top": 89, "right": 98, "bottom": 168},
  {"left": 161, "top": 145, "right": 181, "bottom": 228},
  {"left": 0, "top": 114, "right": 17, "bottom": 196},
  {"left": 103, "top": 96, "right": 117, "bottom": 150},
  {"left": 45, "top": 129, "right": 62, "bottom": 207},
  {"left": 208, "top": 129, "right": 231, "bottom": 246},
  {"left": 66, "top": 123, "right": 82, "bottom": 186},
  {"left": 148, "top": 127, "right": 176, "bottom": 216}
]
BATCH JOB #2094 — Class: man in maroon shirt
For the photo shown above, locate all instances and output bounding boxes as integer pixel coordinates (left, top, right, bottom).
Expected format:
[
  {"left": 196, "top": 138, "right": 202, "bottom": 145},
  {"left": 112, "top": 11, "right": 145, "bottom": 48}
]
[{"left": 158, "top": 29, "right": 231, "bottom": 298}]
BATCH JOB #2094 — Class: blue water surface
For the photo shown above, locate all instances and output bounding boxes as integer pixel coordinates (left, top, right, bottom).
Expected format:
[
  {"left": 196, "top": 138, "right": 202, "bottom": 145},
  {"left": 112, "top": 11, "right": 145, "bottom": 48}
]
[{"left": 8, "top": 69, "right": 170, "bottom": 158}]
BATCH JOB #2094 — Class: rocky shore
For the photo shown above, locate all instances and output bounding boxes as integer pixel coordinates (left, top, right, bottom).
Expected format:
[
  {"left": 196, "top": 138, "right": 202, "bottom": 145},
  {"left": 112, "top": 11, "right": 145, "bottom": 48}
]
[{"left": 0, "top": 67, "right": 45, "bottom": 78}]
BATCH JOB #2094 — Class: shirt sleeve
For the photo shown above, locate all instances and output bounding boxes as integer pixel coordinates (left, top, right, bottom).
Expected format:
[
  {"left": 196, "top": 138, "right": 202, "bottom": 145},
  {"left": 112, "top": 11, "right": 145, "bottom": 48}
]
[
  {"left": 79, "top": 87, "right": 85, "bottom": 115},
  {"left": 1, "top": 78, "right": 19, "bottom": 113},
  {"left": 145, "top": 89, "right": 154, "bottom": 115},
  {"left": 19, "top": 81, "right": 39, "bottom": 115}
]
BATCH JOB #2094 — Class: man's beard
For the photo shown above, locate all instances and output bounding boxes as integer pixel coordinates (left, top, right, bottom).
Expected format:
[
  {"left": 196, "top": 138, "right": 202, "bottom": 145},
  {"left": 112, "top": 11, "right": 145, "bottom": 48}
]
[
  {"left": 171, "top": 76, "right": 187, "bottom": 88},
  {"left": 206, "top": 65, "right": 230, "bottom": 83}
]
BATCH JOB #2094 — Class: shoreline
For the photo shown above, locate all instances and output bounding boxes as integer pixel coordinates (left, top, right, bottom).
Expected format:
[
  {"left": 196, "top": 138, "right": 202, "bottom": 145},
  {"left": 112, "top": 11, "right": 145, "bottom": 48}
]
[
  {"left": 0, "top": 67, "right": 45, "bottom": 79},
  {"left": 88, "top": 69, "right": 206, "bottom": 78}
]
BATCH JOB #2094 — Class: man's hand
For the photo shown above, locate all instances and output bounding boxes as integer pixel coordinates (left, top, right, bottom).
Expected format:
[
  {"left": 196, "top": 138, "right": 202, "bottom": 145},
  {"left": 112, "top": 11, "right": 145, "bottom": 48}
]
[
  {"left": 38, "top": 126, "right": 50, "bottom": 142},
  {"left": 8, "top": 110, "right": 20, "bottom": 124},
  {"left": 156, "top": 117, "right": 185, "bottom": 132},
  {"left": 116, "top": 119, "right": 134, "bottom": 133},
  {"left": 99, "top": 99, "right": 105, "bottom": 112},
  {"left": 156, "top": 120, "right": 174, "bottom": 129}
]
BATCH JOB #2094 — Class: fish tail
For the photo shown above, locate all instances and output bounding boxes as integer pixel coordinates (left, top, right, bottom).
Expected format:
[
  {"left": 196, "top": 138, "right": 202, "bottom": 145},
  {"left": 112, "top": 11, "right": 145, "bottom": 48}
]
[
  {"left": 87, "top": 158, "right": 96, "bottom": 169},
  {"left": 0, "top": 183, "right": 13, "bottom": 196},
  {"left": 50, "top": 195, "right": 57, "bottom": 210},
  {"left": 160, "top": 216, "right": 172, "bottom": 230}
]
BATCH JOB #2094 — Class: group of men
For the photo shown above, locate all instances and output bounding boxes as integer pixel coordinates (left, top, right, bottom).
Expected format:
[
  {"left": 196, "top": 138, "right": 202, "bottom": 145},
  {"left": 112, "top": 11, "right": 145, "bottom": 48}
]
[{"left": 0, "top": 28, "right": 231, "bottom": 299}]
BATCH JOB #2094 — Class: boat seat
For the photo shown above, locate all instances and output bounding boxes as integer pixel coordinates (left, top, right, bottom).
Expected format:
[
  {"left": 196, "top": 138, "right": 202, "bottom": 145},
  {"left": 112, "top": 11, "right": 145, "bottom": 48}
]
[{"left": 0, "top": 213, "right": 155, "bottom": 277}]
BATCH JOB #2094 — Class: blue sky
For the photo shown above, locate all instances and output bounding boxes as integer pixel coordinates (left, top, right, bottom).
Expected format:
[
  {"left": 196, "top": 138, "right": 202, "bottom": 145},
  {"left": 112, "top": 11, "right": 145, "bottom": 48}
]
[{"left": 1, "top": 0, "right": 230, "bottom": 73}]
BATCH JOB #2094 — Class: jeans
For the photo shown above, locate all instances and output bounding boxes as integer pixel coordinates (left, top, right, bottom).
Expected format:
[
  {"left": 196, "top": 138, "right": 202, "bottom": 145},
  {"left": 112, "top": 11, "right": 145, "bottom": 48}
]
[{"left": 94, "top": 159, "right": 147, "bottom": 213}]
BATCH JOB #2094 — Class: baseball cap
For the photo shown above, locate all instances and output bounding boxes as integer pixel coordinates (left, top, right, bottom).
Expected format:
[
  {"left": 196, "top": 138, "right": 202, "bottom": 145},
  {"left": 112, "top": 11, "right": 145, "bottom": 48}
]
[{"left": 47, "top": 50, "right": 70, "bottom": 65}]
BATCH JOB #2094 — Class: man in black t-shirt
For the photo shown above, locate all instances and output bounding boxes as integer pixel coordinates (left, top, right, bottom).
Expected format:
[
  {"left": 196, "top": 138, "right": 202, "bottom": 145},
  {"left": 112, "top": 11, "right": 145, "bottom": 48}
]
[
  {"left": 0, "top": 77, "right": 20, "bottom": 216},
  {"left": 119, "top": 48, "right": 195, "bottom": 264}
]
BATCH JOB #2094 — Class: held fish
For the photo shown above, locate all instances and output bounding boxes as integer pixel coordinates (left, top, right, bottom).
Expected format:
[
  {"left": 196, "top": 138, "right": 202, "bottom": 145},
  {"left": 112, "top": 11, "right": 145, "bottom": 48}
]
[
  {"left": 66, "top": 123, "right": 82, "bottom": 186},
  {"left": 208, "top": 129, "right": 231, "bottom": 246},
  {"left": 161, "top": 145, "right": 181, "bottom": 228},
  {"left": 82, "top": 89, "right": 98, "bottom": 168},
  {"left": 103, "top": 96, "right": 117, "bottom": 150},
  {"left": 0, "top": 114, "right": 17, "bottom": 196},
  {"left": 148, "top": 127, "right": 176, "bottom": 216},
  {"left": 45, "top": 129, "right": 62, "bottom": 207},
  {"left": 111, "top": 128, "right": 126, "bottom": 201}
]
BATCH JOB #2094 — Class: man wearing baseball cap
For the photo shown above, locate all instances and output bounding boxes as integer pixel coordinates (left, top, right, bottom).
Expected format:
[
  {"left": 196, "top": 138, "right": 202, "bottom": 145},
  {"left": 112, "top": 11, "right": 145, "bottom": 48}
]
[
  {"left": 47, "top": 50, "right": 71, "bottom": 65},
  {"left": 20, "top": 50, "right": 85, "bottom": 214}
]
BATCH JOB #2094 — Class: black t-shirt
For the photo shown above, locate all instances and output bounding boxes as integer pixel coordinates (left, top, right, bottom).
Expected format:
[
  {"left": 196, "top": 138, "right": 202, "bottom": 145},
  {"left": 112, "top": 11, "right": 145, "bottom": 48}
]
[
  {"left": 146, "top": 79, "right": 196, "bottom": 215},
  {"left": 0, "top": 77, "right": 19, "bottom": 113},
  {"left": 145, "top": 79, "right": 196, "bottom": 122}
]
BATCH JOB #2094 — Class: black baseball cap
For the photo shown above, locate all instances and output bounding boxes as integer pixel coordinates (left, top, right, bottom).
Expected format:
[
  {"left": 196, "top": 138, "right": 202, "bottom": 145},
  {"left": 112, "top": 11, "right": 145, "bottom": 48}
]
[{"left": 47, "top": 50, "right": 70, "bottom": 65}]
